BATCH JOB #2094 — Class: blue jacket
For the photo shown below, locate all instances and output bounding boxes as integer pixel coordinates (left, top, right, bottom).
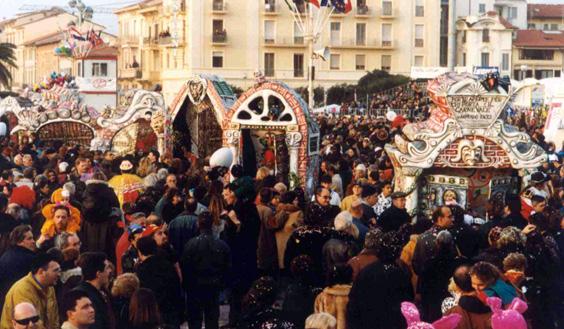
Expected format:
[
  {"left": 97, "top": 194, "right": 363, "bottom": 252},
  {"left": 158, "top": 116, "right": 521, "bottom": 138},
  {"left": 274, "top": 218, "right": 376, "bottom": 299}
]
[{"left": 168, "top": 212, "right": 199, "bottom": 254}]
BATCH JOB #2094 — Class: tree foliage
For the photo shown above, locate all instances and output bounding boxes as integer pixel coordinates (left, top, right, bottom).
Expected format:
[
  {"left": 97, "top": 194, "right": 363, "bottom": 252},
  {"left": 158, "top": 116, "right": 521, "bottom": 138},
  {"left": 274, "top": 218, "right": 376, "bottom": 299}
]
[
  {"left": 0, "top": 43, "right": 17, "bottom": 89},
  {"left": 324, "top": 70, "right": 410, "bottom": 105}
]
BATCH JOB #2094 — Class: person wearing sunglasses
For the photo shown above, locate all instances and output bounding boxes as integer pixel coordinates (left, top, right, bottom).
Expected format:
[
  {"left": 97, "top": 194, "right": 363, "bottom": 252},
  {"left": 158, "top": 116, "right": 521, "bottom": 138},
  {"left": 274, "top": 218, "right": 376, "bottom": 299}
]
[
  {"left": 1, "top": 253, "right": 61, "bottom": 329},
  {"left": 12, "top": 302, "right": 40, "bottom": 329}
]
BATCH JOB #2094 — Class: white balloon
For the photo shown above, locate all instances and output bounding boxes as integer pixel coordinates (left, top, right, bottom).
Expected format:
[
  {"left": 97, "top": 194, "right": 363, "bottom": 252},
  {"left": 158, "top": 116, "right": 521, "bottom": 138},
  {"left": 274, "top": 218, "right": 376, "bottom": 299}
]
[
  {"left": 0, "top": 122, "right": 6, "bottom": 137},
  {"left": 386, "top": 110, "right": 397, "bottom": 122},
  {"left": 209, "top": 147, "right": 233, "bottom": 168}
]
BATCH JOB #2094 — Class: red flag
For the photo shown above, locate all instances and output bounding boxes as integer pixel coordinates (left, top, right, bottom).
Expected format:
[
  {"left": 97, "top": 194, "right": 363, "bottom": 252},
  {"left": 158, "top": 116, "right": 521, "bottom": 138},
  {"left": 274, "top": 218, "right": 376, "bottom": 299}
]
[{"left": 308, "top": 0, "right": 320, "bottom": 7}]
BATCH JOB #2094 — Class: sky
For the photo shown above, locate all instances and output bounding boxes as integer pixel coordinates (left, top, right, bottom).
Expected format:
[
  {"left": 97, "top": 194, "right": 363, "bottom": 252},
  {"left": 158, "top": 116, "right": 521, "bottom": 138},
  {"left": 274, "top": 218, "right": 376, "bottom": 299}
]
[{"left": 0, "top": 0, "right": 562, "bottom": 35}]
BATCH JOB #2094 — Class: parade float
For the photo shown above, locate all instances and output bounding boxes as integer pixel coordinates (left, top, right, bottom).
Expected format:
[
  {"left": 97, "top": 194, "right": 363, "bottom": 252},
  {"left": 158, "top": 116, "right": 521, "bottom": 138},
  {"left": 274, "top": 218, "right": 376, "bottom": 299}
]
[
  {"left": 167, "top": 74, "right": 237, "bottom": 160},
  {"left": 0, "top": 85, "right": 166, "bottom": 155},
  {"left": 168, "top": 73, "right": 320, "bottom": 193},
  {"left": 386, "top": 73, "right": 547, "bottom": 217},
  {"left": 222, "top": 73, "right": 320, "bottom": 193}
]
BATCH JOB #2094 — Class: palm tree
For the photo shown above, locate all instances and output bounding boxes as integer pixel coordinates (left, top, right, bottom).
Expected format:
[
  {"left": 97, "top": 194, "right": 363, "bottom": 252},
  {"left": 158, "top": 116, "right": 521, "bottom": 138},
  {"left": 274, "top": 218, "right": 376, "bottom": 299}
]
[{"left": 0, "top": 43, "right": 17, "bottom": 89}]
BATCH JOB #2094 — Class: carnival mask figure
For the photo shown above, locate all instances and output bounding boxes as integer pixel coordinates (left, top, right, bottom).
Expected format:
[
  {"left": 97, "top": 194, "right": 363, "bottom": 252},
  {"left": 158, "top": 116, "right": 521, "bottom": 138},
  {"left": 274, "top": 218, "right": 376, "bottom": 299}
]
[{"left": 452, "top": 139, "right": 489, "bottom": 166}]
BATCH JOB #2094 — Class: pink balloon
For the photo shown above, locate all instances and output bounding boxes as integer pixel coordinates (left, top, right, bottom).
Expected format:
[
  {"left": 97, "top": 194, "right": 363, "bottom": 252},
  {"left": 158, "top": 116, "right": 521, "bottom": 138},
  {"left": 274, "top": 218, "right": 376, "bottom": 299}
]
[
  {"left": 401, "top": 302, "right": 461, "bottom": 329},
  {"left": 487, "top": 297, "right": 528, "bottom": 329}
]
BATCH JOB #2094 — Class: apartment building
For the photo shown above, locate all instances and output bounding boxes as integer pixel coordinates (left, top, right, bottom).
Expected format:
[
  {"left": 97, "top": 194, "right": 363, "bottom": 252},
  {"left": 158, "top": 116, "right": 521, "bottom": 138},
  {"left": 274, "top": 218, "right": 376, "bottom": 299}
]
[
  {"left": 0, "top": 8, "right": 109, "bottom": 90},
  {"left": 456, "top": 11, "right": 515, "bottom": 76},
  {"left": 527, "top": 4, "right": 564, "bottom": 31},
  {"left": 115, "top": 0, "right": 442, "bottom": 105},
  {"left": 512, "top": 29, "right": 564, "bottom": 80}
]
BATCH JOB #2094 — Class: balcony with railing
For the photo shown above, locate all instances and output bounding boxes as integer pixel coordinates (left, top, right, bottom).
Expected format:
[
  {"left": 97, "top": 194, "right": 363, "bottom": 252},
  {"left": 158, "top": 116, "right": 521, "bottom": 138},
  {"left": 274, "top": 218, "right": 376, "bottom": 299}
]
[
  {"left": 120, "top": 67, "right": 142, "bottom": 79},
  {"left": 331, "top": 38, "right": 389, "bottom": 49},
  {"left": 264, "top": 1, "right": 277, "bottom": 14},
  {"left": 212, "top": 0, "right": 227, "bottom": 13},
  {"left": 381, "top": 39, "right": 394, "bottom": 48},
  {"left": 356, "top": 5, "right": 370, "bottom": 16},
  {"left": 118, "top": 35, "right": 139, "bottom": 46},
  {"left": 263, "top": 37, "right": 307, "bottom": 48},
  {"left": 143, "top": 37, "right": 158, "bottom": 45},
  {"left": 380, "top": 5, "right": 396, "bottom": 18},
  {"left": 212, "top": 30, "right": 228, "bottom": 44}
]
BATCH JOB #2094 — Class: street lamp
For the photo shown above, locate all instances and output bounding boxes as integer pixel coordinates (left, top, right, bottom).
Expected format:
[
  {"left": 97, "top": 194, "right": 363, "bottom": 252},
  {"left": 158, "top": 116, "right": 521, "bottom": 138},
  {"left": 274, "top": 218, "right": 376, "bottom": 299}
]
[{"left": 68, "top": 0, "right": 92, "bottom": 26}]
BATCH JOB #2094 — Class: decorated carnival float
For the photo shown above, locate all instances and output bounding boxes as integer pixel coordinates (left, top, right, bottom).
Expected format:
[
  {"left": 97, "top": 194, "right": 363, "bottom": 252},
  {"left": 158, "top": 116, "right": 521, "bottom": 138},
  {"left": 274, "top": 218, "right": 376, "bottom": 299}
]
[
  {"left": 386, "top": 73, "right": 547, "bottom": 217},
  {"left": 0, "top": 86, "right": 166, "bottom": 155},
  {"left": 167, "top": 74, "right": 237, "bottom": 160},
  {"left": 168, "top": 73, "right": 320, "bottom": 193}
]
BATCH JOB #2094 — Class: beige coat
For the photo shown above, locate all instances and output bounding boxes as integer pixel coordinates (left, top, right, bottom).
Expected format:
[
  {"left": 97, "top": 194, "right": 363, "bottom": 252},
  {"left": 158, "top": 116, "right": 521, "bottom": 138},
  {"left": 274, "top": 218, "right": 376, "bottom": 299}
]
[
  {"left": 274, "top": 203, "right": 304, "bottom": 269},
  {"left": 314, "top": 284, "right": 351, "bottom": 329},
  {"left": 1, "top": 273, "right": 59, "bottom": 329}
]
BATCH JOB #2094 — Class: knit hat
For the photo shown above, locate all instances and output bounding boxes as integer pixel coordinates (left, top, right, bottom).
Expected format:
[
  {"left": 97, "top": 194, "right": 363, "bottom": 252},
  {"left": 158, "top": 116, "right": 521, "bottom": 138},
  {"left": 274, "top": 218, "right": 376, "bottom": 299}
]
[{"left": 9, "top": 185, "right": 36, "bottom": 209}]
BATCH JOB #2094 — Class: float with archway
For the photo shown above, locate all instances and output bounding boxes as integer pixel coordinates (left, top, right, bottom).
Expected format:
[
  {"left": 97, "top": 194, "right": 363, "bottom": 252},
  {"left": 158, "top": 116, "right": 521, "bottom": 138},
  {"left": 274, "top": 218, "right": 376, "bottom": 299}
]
[
  {"left": 167, "top": 74, "right": 237, "bottom": 161},
  {"left": 0, "top": 85, "right": 166, "bottom": 155},
  {"left": 386, "top": 73, "right": 547, "bottom": 217},
  {"left": 221, "top": 77, "right": 320, "bottom": 193}
]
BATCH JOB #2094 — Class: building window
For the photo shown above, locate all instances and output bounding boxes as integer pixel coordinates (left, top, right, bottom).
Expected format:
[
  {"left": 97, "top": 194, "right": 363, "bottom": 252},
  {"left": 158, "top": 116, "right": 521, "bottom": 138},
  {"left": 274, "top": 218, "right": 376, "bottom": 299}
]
[
  {"left": 481, "top": 52, "right": 489, "bottom": 67},
  {"left": 213, "top": 0, "right": 224, "bottom": 11},
  {"left": 462, "top": 53, "right": 466, "bottom": 66},
  {"left": 382, "top": 24, "right": 392, "bottom": 46},
  {"left": 415, "top": 25, "right": 424, "bottom": 47},
  {"left": 78, "top": 62, "right": 82, "bottom": 77},
  {"left": 265, "top": 53, "right": 275, "bottom": 76},
  {"left": 543, "top": 24, "right": 549, "bottom": 30},
  {"left": 330, "top": 22, "right": 341, "bottom": 45},
  {"left": 528, "top": 23, "right": 536, "bottom": 29},
  {"left": 414, "top": 56, "right": 423, "bottom": 67},
  {"left": 382, "top": 0, "right": 392, "bottom": 16},
  {"left": 550, "top": 24, "right": 558, "bottom": 31},
  {"left": 265, "top": 0, "right": 276, "bottom": 13},
  {"left": 294, "top": 22, "right": 304, "bottom": 44},
  {"left": 356, "top": 23, "right": 366, "bottom": 46},
  {"left": 92, "top": 63, "right": 108, "bottom": 77},
  {"left": 520, "top": 49, "right": 554, "bottom": 60},
  {"left": 330, "top": 54, "right": 340, "bottom": 70},
  {"left": 462, "top": 31, "right": 466, "bottom": 43},
  {"left": 264, "top": 20, "right": 275, "bottom": 43},
  {"left": 415, "top": 0, "right": 424, "bottom": 17},
  {"left": 381, "top": 55, "right": 391, "bottom": 71},
  {"left": 294, "top": 54, "right": 304, "bottom": 77},
  {"left": 555, "top": 70, "right": 561, "bottom": 78},
  {"left": 509, "top": 7, "right": 517, "bottom": 19},
  {"left": 478, "top": 3, "right": 485, "bottom": 14},
  {"left": 482, "top": 29, "right": 489, "bottom": 42},
  {"left": 356, "top": 54, "right": 366, "bottom": 70},
  {"left": 502, "top": 53, "right": 509, "bottom": 71},
  {"left": 212, "top": 52, "right": 223, "bottom": 68}
]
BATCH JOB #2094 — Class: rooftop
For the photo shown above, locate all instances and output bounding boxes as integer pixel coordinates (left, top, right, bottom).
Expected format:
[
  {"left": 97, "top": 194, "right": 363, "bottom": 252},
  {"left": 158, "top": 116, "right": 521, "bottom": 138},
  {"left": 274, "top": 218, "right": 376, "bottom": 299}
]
[
  {"left": 527, "top": 4, "right": 564, "bottom": 19},
  {"left": 513, "top": 30, "right": 564, "bottom": 48}
]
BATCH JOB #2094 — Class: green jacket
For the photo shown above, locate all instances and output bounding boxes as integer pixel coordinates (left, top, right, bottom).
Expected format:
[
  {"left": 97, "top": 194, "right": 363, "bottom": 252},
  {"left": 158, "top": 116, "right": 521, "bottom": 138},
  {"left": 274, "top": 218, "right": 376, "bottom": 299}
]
[{"left": 1, "top": 273, "right": 59, "bottom": 329}]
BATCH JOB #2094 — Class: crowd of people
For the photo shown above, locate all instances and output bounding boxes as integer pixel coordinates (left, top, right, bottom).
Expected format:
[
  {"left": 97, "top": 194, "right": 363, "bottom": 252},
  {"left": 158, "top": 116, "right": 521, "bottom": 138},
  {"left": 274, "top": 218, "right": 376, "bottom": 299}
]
[{"left": 0, "top": 85, "right": 562, "bottom": 329}]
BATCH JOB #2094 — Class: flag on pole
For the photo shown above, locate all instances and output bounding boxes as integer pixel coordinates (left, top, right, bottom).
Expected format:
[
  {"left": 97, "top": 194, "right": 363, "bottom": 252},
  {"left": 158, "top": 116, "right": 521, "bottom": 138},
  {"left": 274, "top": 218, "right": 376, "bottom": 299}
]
[
  {"left": 331, "top": 0, "right": 352, "bottom": 13},
  {"left": 285, "top": 0, "right": 321, "bottom": 10}
]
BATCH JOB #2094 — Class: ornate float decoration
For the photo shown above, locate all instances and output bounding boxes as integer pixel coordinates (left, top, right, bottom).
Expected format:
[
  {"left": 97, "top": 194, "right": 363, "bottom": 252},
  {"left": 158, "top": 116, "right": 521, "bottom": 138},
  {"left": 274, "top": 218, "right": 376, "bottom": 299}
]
[
  {"left": 222, "top": 73, "right": 320, "bottom": 194},
  {"left": 386, "top": 72, "right": 546, "bottom": 216},
  {"left": 168, "top": 74, "right": 237, "bottom": 160},
  {"left": 0, "top": 85, "right": 166, "bottom": 155}
]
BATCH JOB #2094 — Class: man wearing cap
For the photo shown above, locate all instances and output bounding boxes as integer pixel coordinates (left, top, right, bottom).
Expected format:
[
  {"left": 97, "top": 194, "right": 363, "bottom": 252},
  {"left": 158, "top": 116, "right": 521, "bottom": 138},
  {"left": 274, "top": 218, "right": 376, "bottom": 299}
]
[
  {"left": 120, "top": 224, "right": 145, "bottom": 274},
  {"left": 526, "top": 171, "right": 550, "bottom": 199},
  {"left": 378, "top": 191, "right": 410, "bottom": 232}
]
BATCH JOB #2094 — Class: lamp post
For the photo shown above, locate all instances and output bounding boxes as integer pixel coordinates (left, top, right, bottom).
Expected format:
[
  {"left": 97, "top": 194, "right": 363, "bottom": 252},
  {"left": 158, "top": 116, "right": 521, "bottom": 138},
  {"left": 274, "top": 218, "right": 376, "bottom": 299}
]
[{"left": 68, "top": 0, "right": 93, "bottom": 26}]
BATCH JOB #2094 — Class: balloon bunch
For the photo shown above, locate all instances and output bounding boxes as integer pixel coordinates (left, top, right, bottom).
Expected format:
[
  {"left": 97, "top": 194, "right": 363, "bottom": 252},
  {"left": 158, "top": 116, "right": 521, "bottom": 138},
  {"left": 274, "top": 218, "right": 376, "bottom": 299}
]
[
  {"left": 54, "top": 42, "right": 74, "bottom": 57},
  {"left": 31, "top": 73, "right": 76, "bottom": 92}
]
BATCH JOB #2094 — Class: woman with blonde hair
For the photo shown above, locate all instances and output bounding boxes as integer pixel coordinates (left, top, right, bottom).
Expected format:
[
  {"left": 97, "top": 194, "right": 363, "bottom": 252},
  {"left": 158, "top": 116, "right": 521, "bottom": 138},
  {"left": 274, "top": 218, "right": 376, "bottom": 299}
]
[
  {"left": 305, "top": 312, "right": 337, "bottom": 329},
  {"left": 111, "top": 273, "right": 140, "bottom": 328}
]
